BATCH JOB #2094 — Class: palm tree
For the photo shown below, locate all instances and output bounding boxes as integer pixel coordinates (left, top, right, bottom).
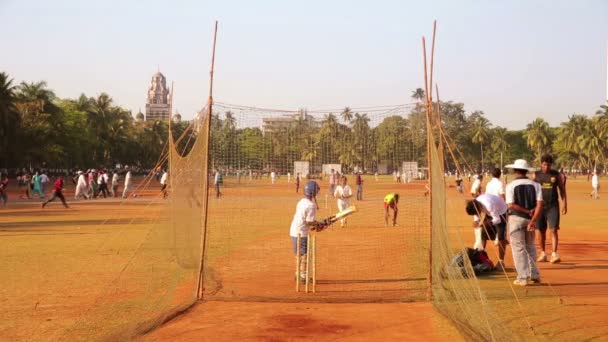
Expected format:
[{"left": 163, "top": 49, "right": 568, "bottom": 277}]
[
  {"left": 341, "top": 107, "right": 353, "bottom": 124},
  {"left": 490, "top": 126, "right": 509, "bottom": 167},
  {"left": 411, "top": 88, "right": 425, "bottom": 102},
  {"left": 470, "top": 113, "right": 491, "bottom": 171},
  {"left": 0, "top": 72, "right": 18, "bottom": 168},
  {"left": 524, "top": 117, "right": 551, "bottom": 163},
  {"left": 352, "top": 113, "right": 371, "bottom": 170}
]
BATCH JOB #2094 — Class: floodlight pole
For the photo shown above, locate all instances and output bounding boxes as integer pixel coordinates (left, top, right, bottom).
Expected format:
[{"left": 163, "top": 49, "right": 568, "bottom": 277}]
[{"left": 198, "top": 20, "right": 218, "bottom": 300}]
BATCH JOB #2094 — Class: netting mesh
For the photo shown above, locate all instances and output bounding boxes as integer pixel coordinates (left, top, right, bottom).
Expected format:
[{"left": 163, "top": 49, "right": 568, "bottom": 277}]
[
  {"left": 15, "top": 99, "right": 576, "bottom": 341},
  {"left": 201, "top": 103, "right": 430, "bottom": 302}
]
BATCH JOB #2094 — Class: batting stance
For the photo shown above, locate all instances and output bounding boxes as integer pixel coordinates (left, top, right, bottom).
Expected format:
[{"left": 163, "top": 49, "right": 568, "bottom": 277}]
[{"left": 289, "top": 181, "right": 327, "bottom": 283}]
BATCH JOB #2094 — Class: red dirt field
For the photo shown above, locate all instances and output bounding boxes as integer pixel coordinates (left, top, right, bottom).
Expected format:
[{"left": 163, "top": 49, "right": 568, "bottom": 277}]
[
  {"left": 140, "top": 176, "right": 608, "bottom": 341},
  {"left": 2, "top": 175, "right": 608, "bottom": 341}
]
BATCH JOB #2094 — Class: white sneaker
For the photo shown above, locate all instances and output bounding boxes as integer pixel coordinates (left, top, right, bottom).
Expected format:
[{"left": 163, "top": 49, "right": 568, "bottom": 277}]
[
  {"left": 550, "top": 252, "right": 561, "bottom": 263},
  {"left": 537, "top": 251, "right": 547, "bottom": 262},
  {"left": 513, "top": 279, "right": 527, "bottom": 286}
]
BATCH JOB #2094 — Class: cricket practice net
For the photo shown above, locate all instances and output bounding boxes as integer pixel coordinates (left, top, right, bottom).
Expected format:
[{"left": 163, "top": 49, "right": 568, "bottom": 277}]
[{"left": 27, "top": 100, "right": 572, "bottom": 341}]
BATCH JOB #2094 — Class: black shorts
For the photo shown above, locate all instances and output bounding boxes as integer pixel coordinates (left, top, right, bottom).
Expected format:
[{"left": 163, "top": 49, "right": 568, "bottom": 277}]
[
  {"left": 481, "top": 215, "right": 507, "bottom": 241},
  {"left": 538, "top": 205, "right": 560, "bottom": 231}
]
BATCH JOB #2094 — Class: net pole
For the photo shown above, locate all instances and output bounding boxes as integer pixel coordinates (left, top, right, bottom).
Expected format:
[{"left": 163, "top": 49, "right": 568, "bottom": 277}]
[
  {"left": 422, "top": 36, "right": 433, "bottom": 302},
  {"left": 197, "top": 20, "right": 219, "bottom": 300}
]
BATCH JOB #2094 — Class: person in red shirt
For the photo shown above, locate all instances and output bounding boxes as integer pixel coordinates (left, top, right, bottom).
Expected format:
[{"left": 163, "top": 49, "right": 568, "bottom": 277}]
[{"left": 42, "top": 176, "right": 69, "bottom": 208}]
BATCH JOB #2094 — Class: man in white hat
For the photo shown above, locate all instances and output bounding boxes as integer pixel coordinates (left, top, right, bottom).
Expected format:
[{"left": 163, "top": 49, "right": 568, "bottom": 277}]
[{"left": 505, "top": 159, "right": 543, "bottom": 286}]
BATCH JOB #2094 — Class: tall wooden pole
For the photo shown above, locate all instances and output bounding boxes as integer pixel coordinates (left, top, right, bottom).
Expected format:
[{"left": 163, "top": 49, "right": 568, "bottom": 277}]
[
  {"left": 422, "top": 36, "right": 433, "bottom": 302},
  {"left": 198, "top": 20, "right": 219, "bottom": 300}
]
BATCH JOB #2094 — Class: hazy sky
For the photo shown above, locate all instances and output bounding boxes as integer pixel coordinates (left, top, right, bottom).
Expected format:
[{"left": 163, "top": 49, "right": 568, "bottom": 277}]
[{"left": 1, "top": 0, "right": 607, "bottom": 129}]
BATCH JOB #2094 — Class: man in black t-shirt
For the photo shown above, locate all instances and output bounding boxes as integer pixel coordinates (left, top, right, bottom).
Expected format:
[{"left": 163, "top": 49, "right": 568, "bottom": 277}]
[{"left": 532, "top": 155, "right": 567, "bottom": 264}]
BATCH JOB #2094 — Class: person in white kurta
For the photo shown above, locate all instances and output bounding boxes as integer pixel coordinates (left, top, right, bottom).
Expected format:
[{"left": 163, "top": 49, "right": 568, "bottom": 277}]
[
  {"left": 74, "top": 171, "right": 89, "bottom": 200},
  {"left": 333, "top": 176, "right": 353, "bottom": 227},
  {"left": 122, "top": 170, "right": 133, "bottom": 199}
]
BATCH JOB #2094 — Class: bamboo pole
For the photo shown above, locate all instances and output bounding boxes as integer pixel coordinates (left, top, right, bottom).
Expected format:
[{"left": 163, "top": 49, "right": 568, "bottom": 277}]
[
  {"left": 422, "top": 36, "right": 433, "bottom": 302},
  {"left": 197, "top": 20, "right": 219, "bottom": 300}
]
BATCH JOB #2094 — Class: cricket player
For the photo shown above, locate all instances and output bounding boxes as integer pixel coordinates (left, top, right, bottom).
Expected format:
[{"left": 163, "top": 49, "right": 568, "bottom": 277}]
[
  {"left": 333, "top": 176, "right": 352, "bottom": 227},
  {"left": 289, "top": 181, "right": 327, "bottom": 283},
  {"left": 384, "top": 193, "right": 400, "bottom": 226}
]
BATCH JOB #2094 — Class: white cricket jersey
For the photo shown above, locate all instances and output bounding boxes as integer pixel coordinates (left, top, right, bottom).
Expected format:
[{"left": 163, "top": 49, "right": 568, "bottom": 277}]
[
  {"left": 160, "top": 172, "right": 168, "bottom": 185},
  {"left": 485, "top": 177, "right": 505, "bottom": 197},
  {"left": 470, "top": 179, "right": 481, "bottom": 194},
  {"left": 289, "top": 198, "right": 317, "bottom": 238},
  {"left": 334, "top": 185, "right": 352, "bottom": 208},
  {"left": 473, "top": 193, "right": 507, "bottom": 225},
  {"left": 592, "top": 175, "right": 599, "bottom": 187}
]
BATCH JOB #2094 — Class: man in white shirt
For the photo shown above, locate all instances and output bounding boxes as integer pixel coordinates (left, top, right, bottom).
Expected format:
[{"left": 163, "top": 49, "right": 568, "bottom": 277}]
[
  {"left": 160, "top": 170, "right": 169, "bottom": 198},
  {"left": 333, "top": 176, "right": 353, "bottom": 227},
  {"left": 485, "top": 168, "right": 505, "bottom": 199},
  {"left": 470, "top": 174, "right": 483, "bottom": 197},
  {"left": 271, "top": 171, "right": 277, "bottom": 185},
  {"left": 591, "top": 172, "right": 599, "bottom": 199},
  {"left": 40, "top": 171, "right": 50, "bottom": 196},
  {"left": 466, "top": 193, "right": 508, "bottom": 271},
  {"left": 485, "top": 167, "right": 506, "bottom": 246}
]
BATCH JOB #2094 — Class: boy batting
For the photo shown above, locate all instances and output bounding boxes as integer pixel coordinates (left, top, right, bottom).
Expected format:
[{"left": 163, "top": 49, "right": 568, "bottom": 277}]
[{"left": 289, "top": 181, "right": 327, "bottom": 283}]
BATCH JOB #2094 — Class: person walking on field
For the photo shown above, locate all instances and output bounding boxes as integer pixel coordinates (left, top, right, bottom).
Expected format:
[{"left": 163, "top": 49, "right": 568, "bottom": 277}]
[
  {"left": 532, "top": 154, "right": 567, "bottom": 264},
  {"left": 271, "top": 171, "right": 277, "bottom": 185},
  {"left": 328, "top": 169, "right": 337, "bottom": 197},
  {"left": 0, "top": 175, "right": 9, "bottom": 208},
  {"left": 355, "top": 172, "right": 363, "bottom": 201},
  {"left": 111, "top": 170, "right": 119, "bottom": 197},
  {"left": 97, "top": 170, "right": 109, "bottom": 198},
  {"left": 122, "top": 169, "right": 133, "bottom": 199},
  {"left": 160, "top": 170, "right": 169, "bottom": 199},
  {"left": 295, "top": 173, "right": 301, "bottom": 193},
  {"left": 74, "top": 171, "right": 89, "bottom": 200},
  {"left": 591, "top": 171, "right": 600, "bottom": 199},
  {"left": 214, "top": 170, "right": 223, "bottom": 198},
  {"left": 42, "top": 176, "right": 70, "bottom": 209},
  {"left": 505, "top": 159, "right": 543, "bottom": 286},
  {"left": 32, "top": 171, "right": 45, "bottom": 199},
  {"left": 40, "top": 171, "right": 50, "bottom": 196},
  {"left": 333, "top": 176, "right": 353, "bottom": 227}
]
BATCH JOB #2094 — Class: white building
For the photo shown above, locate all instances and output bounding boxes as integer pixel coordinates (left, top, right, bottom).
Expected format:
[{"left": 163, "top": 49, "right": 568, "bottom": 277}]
[{"left": 145, "top": 71, "right": 172, "bottom": 122}]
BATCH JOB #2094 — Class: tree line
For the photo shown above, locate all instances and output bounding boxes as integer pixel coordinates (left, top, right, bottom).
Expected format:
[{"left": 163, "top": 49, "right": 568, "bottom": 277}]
[{"left": 2, "top": 72, "right": 607, "bottom": 174}]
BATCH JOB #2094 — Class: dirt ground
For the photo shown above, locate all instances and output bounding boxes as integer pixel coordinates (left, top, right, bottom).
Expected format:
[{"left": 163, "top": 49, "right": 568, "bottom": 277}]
[{"left": 2, "top": 175, "right": 608, "bottom": 341}]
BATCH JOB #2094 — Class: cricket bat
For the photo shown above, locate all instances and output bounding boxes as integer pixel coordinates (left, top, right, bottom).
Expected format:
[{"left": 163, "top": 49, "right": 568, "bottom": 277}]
[{"left": 310, "top": 206, "right": 357, "bottom": 231}]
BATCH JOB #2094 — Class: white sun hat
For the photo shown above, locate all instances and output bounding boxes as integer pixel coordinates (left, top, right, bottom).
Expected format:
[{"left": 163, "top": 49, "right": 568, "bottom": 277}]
[{"left": 505, "top": 159, "right": 534, "bottom": 171}]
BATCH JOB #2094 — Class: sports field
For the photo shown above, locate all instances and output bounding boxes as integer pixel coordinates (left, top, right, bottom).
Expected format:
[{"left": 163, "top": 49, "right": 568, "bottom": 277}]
[{"left": 1, "top": 176, "right": 608, "bottom": 341}]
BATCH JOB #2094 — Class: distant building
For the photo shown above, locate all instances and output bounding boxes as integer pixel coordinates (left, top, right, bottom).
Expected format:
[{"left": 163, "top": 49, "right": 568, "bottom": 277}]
[
  {"left": 261, "top": 110, "right": 321, "bottom": 135},
  {"left": 145, "top": 71, "right": 172, "bottom": 122}
]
